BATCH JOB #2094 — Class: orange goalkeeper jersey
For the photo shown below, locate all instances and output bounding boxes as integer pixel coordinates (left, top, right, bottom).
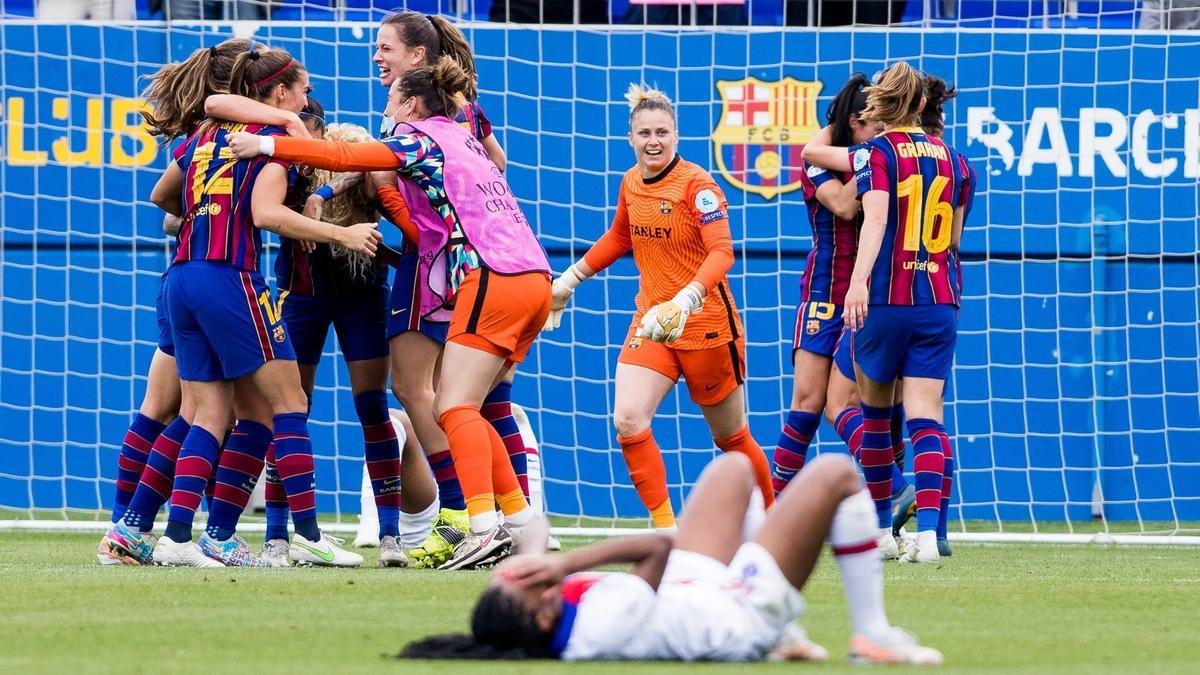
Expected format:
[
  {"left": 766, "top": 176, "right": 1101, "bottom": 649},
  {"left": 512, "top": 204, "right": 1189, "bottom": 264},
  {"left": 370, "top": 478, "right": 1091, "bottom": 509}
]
[{"left": 584, "top": 156, "right": 741, "bottom": 351}]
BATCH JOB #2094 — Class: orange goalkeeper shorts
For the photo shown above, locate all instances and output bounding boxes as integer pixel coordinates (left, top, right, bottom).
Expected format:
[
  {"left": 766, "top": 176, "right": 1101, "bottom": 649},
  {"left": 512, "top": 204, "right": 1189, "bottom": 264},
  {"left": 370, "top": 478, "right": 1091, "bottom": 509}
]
[
  {"left": 448, "top": 268, "right": 551, "bottom": 368},
  {"left": 617, "top": 324, "right": 746, "bottom": 406}
]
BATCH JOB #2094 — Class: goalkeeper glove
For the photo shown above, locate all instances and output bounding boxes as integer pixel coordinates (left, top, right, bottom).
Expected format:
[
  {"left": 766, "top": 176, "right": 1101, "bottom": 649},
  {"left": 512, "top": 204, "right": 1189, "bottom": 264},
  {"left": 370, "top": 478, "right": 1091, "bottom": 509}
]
[
  {"left": 640, "top": 286, "right": 704, "bottom": 344},
  {"left": 543, "top": 265, "right": 587, "bottom": 332}
]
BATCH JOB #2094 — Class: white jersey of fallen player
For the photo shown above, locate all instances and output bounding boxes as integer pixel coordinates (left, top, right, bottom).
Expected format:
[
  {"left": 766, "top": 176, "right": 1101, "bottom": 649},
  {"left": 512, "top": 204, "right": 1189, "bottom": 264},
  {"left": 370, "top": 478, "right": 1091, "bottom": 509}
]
[{"left": 556, "top": 543, "right": 805, "bottom": 662}]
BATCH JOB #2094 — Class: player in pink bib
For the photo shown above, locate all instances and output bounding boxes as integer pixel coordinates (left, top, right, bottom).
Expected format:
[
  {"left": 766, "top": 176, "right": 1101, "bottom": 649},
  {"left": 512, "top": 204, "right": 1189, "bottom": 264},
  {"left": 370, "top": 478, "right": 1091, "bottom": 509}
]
[{"left": 227, "top": 56, "right": 551, "bottom": 572}]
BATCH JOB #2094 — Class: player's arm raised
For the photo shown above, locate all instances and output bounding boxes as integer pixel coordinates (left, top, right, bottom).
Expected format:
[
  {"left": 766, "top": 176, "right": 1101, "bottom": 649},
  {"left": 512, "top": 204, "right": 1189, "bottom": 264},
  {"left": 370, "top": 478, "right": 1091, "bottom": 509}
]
[
  {"left": 204, "top": 94, "right": 310, "bottom": 138},
  {"left": 226, "top": 133, "right": 403, "bottom": 171},
  {"left": 801, "top": 125, "right": 853, "bottom": 173},
  {"left": 813, "top": 174, "right": 862, "bottom": 221},
  {"left": 251, "top": 162, "right": 380, "bottom": 255}
]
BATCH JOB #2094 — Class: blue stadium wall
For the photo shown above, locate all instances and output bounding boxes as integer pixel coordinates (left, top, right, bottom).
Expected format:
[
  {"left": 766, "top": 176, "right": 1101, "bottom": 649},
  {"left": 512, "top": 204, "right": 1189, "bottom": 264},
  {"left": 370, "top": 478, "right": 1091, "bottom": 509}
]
[{"left": 2, "top": 23, "right": 1198, "bottom": 523}]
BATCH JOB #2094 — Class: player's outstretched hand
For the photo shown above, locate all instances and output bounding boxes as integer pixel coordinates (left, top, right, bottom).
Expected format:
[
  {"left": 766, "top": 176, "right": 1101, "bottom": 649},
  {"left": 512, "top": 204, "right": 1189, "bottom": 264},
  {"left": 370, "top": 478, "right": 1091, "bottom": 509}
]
[
  {"left": 226, "top": 131, "right": 265, "bottom": 159},
  {"left": 338, "top": 222, "right": 382, "bottom": 256},
  {"left": 543, "top": 268, "right": 583, "bottom": 332},
  {"left": 844, "top": 281, "right": 869, "bottom": 331}
]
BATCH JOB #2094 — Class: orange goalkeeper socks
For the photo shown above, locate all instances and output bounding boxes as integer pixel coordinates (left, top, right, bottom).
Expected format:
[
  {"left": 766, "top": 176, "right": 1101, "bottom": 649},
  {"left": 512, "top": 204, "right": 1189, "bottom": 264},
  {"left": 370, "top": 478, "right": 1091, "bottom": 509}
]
[
  {"left": 716, "top": 425, "right": 776, "bottom": 509},
  {"left": 618, "top": 428, "right": 675, "bottom": 528}
]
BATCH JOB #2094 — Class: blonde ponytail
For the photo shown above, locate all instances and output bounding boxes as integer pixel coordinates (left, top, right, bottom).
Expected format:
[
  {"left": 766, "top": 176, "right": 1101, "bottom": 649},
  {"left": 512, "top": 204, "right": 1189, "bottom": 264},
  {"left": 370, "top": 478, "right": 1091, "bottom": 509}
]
[{"left": 860, "top": 62, "right": 924, "bottom": 128}]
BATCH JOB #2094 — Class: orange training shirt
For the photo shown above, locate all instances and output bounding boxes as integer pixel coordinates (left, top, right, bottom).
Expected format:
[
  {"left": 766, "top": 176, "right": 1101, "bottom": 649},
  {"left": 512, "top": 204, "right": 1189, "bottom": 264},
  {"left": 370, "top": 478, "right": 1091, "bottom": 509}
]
[{"left": 583, "top": 156, "right": 741, "bottom": 351}]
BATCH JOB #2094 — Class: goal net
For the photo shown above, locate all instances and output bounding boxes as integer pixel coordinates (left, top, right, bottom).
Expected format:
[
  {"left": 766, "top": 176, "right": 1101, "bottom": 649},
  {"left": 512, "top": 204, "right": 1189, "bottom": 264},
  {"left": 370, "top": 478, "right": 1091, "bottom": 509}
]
[{"left": 1, "top": 6, "right": 1198, "bottom": 543}]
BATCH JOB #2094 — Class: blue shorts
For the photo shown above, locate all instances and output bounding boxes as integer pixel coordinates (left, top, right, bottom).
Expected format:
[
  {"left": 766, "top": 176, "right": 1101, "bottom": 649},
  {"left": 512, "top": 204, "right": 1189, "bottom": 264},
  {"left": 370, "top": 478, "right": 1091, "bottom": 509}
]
[
  {"left": 792, "top": 301, "right": 843, "bottom": 358},
  {"left": 853, "top": 305, "right": 957, "bottom": 382},
  {"left": 833, "top": 328, "right": 855, "bottom": 381},
  {"left": 281, "top": 283, "right": 390, "bottom": 366},
  {"left": 386, "top": 250, "right": 449, "bottom": 344},
  {"left": 166, "top": 261, "right": 296, "bottom": 382},
  {"left": 155, "top": 271, "right": 175, "bottom": 357}
]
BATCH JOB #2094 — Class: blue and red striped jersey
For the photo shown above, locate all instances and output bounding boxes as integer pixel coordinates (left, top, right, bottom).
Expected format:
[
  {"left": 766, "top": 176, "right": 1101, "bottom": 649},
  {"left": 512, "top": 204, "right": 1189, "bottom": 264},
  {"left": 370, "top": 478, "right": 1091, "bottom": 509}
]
[
  {"left": 799, "top": 162, "right": 859, "bottom": 304},
  {"left": 954, "top": 148, "right": 977, "bottom": 220},
  {"left": 458, "top": 101, "right": 493, "bottom": 141},
  {"left": 173, "top": 121, "right": 292, "bottom": 272},
  {"left": 949, "top": 146, "right": 977, "bottom": 296},
  {"left": 853, "top": 128, "right": 962, "bottom": 307},
  {"left": 274, "top": 169, "right": 388, "bottom": 297}
]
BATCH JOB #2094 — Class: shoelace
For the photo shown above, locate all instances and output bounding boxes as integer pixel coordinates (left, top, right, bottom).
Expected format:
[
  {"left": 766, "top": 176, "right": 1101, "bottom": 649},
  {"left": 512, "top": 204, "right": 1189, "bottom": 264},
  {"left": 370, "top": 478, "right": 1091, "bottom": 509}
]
[{"left": 324, "top": 534, "right": 347, "bottom": 546}]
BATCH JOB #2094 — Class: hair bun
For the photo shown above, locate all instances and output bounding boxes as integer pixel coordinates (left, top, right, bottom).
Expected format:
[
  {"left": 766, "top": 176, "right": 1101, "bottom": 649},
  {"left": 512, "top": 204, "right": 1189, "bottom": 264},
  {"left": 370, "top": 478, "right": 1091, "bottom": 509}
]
[{"left": 624, "top": 83, "right": 672, "bottom": 111}]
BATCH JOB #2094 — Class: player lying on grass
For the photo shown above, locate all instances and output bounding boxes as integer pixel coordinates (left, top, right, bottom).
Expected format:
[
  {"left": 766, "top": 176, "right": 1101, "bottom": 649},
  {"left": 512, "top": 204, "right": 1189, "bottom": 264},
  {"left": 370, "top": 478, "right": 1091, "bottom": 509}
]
[{"left": 402, "top": 452, "right": 941, "bottom": 663}]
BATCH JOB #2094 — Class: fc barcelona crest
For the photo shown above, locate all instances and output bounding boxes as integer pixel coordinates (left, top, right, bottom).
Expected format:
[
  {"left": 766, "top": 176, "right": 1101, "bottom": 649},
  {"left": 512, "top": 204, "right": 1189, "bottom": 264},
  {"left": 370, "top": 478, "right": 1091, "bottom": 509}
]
[{"left": 712, "top": 77, "right": 823, "bottom": 199}]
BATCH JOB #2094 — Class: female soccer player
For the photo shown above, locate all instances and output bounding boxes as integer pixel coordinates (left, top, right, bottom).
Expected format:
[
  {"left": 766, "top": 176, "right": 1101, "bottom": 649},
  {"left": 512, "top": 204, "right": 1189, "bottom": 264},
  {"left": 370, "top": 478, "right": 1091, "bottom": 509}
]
[
  {"left": 100, "top": 38, "right": 309, "bottom": 565},
  {"left": 147, "top": 47, "right": 379, "bottom": 567},
  {"left": 265, "top": 112, "right": 438, "bottom": 567},
  {"left": 401, "top": 453, "right": 942, "bottom": 664},
  {"left": 811, "top": 73, "right": 971, "bottom": 559},
  {"left": 804, "top": 62, "right": 968, "bottom": 564},
  {"left": 544, "top": 85, "right": 775, "bottom": 528},
  {"left": 915, "top": 74, "right": 974, "bottom": 557},
  {"left": 771, "top": 73, "right": 883, "bottom": 495},
  {"left": 227, "top": 55, "right": 551, "bottom": 571},
  {"left": 374, "top": 12, "right": 526, "bottom": 568}
]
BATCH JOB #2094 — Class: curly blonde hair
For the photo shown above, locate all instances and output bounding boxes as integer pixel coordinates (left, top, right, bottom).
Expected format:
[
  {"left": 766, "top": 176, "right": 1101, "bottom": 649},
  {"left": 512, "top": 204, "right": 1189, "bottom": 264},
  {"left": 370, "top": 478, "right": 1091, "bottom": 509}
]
[{"left": 311, "top": 122, "right": 378, "bottom": 281}]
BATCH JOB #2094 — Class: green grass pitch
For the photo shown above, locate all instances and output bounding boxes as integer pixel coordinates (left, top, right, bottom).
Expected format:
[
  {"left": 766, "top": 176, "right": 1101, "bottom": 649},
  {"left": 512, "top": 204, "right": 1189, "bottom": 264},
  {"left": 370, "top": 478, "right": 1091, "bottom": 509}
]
[{"left": 1, "top": 532, "right": 1196, "bottom": 674}]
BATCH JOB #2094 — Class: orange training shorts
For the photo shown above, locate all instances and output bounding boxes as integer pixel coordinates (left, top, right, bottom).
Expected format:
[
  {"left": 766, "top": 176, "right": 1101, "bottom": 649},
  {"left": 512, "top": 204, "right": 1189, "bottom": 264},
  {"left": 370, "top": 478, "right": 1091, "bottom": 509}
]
[
  {"left": 617, "top": 324, "right": 746, "bottom": 406},
  {"left": 448, "top": 268, "right": 551, "bottom": 368}
]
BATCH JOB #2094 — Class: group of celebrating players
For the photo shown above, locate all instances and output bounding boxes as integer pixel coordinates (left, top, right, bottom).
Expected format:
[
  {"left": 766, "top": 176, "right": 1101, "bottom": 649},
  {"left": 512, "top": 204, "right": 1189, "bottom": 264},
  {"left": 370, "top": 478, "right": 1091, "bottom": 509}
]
[{"left": 94, "top": 10, "right": 972, "bottom": 665}]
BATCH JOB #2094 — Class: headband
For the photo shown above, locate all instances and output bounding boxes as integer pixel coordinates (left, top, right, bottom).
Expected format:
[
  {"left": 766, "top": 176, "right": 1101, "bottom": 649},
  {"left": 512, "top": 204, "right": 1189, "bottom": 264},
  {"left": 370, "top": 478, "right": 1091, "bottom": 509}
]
[{"left": 253, "top": 58, "right": 297, "bottom": 87}]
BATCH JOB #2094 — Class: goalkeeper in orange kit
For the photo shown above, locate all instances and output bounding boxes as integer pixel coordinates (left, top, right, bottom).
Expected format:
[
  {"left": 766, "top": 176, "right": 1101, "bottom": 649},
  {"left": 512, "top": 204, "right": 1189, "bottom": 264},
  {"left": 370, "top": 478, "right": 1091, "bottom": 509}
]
[{"left": 544, "top": 84, "right": 775, "bottom": 528}]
